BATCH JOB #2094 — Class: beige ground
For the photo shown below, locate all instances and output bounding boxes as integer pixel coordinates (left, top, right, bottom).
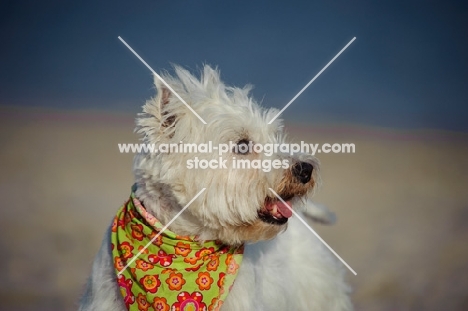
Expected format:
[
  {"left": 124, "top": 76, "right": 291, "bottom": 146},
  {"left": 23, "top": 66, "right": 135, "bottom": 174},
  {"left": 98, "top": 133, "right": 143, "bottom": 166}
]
[{"left": 0, "top": 106, "right": 467, "bottom": 310}]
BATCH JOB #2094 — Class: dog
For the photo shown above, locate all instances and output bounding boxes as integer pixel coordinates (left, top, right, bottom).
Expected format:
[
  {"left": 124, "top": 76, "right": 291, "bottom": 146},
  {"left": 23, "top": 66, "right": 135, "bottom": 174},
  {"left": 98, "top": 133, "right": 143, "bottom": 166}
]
[{"left": 79, "top": 65, "right": 352, "bottom": 310}]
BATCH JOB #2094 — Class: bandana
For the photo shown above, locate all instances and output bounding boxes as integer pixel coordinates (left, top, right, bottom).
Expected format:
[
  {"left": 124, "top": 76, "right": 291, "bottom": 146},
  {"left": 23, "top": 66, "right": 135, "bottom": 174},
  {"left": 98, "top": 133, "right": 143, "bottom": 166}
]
[{"left": 111, "top": 187, "right": 244, "bottom": 311}]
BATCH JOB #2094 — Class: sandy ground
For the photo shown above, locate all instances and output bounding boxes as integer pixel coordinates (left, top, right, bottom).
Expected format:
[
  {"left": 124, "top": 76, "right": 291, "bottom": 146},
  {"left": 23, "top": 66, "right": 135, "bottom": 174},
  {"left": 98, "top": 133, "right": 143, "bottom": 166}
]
[{"left": 0, "top": 106, "right": 467, "bottom": 310}]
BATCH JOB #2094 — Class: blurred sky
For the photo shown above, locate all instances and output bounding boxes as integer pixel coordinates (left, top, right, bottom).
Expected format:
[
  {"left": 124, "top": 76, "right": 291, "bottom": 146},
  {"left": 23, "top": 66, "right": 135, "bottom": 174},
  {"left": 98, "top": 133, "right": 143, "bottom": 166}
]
[{"left": 0, "top": 0, "right": 467, "bottom": 131}]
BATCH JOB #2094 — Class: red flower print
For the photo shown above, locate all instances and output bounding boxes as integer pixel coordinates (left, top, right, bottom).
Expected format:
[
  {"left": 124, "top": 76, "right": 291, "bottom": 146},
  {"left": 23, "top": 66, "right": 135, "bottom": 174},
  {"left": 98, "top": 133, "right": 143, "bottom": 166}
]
[
  {"left": 224, "top": 254, "right": 232, "bottom": 265},
  {"left": 131, "top": 224, "right": 144, "bottom": 241},
  {"left": 139, "top": 275, "right": 161, "bottom": 294},
  {"left": 171, "top": 291, "right": 207, "bottom": 311},
  {"left": 185, "top": 262, "right": 204, "bottom": 272},
  {"left": 184, "top": 256, "right": 200, "bottom": 265},
  {"left": 227, "top": 257, "right": 239, "bottom": 275},
  {"left": 148, "top": 250, "right": 176, "bottom": 267},
  {"left": 217, "top": 272, "right": 226, "bottom": 288},
  {"left": 138, "top": 245, "right": 149, "bottom": 254},
  {"left": 159, "top": 251, "right": 176, "bottom": 266},
  {"left": 148, "top": 231, "right": 163, "bottom": 246},
  {"left": 217, "top": 272, "right": 226, "bottom": 295},
  {"left": 206, "top": 255, "right": 220, "bottom": 271},
  {"left": 196, "top": 272, "right": 214, "bottom": 291},
  {"left": 135, "top": 259, "right": 154, "bottom": 272},
  {"left": 124, "top": 210, "right": 135, "bottom": 224},
  {"left": 114, "top": 256, "right": 125, "bottom": 272},
  {"left": 184, "top": 246, "right": 215, "bottom": 267},
  {"left": 148, "top": 254, "right": 158, "bottom": 264},
  {"left": 174, "top": 241, "right": 192, "bottom": 257},
  {"left": 119, "top": 241, "right": 134, "bottom": 259},
  {"left": 216, "top": 244, "right": 230, "bottom": 254},
  {"left": 112, "top": 216, "right": 126, "bottom": 232},
  {"left": 117, "top": 274, "right": 135, "bottom": 308},
  {"left": 161, "top": 268, "right": 176, "bottom": 274},
  {"left": 208, "top": 298, "right": 223, "bottom": 311},
  {"left": 136, "top": 293, "right": 150, "bottom": 311},
  {"left": 165, "top": 271, "right": 186, "bottom": 291},
  {"left": 175, "top": 234, "right": 192, "bottom": 241},
  {"left": 153, "top": 297, "right": 170, "bottom": 311},
  {"left": 112, "top": 218, "right": 118, "bottom": 232},
  {"left": 195, "top": 247, "right": 215, "bottom": 259}
]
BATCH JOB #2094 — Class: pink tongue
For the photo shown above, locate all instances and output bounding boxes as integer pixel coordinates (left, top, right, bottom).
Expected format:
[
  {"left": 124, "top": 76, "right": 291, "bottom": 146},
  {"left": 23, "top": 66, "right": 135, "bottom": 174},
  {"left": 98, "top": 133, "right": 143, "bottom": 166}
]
[{"left": 277, "top": 201, "right": 293, "bottom": 218}]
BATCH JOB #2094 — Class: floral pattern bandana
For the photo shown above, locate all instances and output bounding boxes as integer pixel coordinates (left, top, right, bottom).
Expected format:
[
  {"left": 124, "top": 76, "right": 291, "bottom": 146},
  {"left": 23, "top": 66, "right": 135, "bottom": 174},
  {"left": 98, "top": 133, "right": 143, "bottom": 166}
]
[{"left": 111, "top": 188, "right": 244, "bottom": 311}]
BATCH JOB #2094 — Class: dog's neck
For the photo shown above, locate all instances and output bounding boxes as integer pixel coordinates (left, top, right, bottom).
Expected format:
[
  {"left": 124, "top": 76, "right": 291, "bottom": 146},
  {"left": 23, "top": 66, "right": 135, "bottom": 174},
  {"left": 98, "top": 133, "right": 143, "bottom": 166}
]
[{"left": 133, "top": 180, "right": 218, "bottom": 241}]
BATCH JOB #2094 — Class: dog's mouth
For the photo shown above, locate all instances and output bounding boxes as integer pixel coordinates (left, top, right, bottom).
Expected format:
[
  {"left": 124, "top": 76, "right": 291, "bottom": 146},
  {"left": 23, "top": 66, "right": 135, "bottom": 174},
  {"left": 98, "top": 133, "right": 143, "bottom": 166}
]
[{"left": 258, "top": 197, "right": 293, "bottom": 225}]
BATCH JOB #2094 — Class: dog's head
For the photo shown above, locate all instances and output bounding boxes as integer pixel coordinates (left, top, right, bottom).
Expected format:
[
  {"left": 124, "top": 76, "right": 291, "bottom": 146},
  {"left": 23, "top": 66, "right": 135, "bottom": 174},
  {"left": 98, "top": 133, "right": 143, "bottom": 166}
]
[{"left": 134, "top": 65, "right": 319, "bottom": 244}]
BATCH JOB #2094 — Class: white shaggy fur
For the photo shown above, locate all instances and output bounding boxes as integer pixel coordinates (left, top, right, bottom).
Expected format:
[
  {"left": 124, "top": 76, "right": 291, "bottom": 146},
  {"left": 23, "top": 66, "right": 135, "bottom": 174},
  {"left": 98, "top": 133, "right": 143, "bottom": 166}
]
[{"left": 79, "top": 65, "right": 352, "bottom": 310}]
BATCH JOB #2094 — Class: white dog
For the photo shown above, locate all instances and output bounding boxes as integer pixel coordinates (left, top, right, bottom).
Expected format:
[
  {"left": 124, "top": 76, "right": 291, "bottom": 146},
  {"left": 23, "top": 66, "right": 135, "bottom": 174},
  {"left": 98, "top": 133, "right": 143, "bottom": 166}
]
[{"left": 79, "top": 65, "right": 352, "bottom": 311}]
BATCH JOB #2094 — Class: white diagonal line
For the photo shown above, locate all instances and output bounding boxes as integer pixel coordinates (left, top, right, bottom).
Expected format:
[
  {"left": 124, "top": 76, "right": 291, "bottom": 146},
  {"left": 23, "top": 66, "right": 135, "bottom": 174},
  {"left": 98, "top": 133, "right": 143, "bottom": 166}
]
[
  {"left": 117, "top": 36, "right": 207, "bottom": 125},
  {"left": 117, "top": 188, "right": 206, "bottom": 276},
  {"left": 268, "top": 188, "right": 357, "bottom": 275},
  {"left": 268, "top": 37, "right": 356, "bottom": 124}
]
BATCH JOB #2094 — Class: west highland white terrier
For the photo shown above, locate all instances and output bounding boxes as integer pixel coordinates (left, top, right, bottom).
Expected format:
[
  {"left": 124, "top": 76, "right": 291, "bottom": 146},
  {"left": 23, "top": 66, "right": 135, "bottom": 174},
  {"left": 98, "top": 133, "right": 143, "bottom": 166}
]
[{"left": 79, "top": 65, "right": 352, "bottom": 311}]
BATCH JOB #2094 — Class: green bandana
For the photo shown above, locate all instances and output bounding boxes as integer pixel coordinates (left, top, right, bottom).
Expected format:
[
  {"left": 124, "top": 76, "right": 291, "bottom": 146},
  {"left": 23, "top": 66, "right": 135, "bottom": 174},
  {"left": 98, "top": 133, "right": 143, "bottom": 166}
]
[{"left": 111, "top": 189, "right": 244, "bottom": 311}]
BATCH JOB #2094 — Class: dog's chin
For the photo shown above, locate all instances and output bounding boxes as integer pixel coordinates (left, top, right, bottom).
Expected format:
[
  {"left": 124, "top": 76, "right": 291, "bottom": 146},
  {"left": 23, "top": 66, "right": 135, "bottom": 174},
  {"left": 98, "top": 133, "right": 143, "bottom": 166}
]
[
  {"left": 257, "top": 211, "right": 289, "bottom": 225},
  {"left": 218, "top": 219, "right": 287, "bottom": 245},
  {"left": 216, "top": 197, "right": 295, "bottom": 244}
]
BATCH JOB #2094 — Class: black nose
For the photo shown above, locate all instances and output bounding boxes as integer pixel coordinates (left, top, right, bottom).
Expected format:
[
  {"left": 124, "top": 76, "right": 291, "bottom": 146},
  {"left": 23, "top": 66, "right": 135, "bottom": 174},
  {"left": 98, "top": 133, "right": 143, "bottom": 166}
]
[{"left": 292, "top": 162, "right": 313, "bottom": 184}]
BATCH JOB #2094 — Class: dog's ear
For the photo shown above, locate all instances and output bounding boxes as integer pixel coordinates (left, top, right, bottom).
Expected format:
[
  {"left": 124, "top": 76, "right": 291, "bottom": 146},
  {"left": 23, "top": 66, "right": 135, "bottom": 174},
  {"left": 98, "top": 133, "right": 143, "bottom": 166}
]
[
  {"left": 137, "top": 76, "right": 178, "bottom": 142},
  {"left": 154, "top": 76, "right": 177, "bottom": 129}
]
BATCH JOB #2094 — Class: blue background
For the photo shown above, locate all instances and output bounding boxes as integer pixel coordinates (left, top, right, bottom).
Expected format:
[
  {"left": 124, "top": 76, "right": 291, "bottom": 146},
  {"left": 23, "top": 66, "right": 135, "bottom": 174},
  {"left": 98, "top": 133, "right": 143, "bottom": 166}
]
[{"left": 1, "top": 0, "right": 467, "bottom": 131}]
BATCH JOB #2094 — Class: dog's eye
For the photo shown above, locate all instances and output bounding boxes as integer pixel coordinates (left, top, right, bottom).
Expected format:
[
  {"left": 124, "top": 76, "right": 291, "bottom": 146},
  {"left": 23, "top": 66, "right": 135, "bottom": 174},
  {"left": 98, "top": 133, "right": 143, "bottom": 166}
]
[{"left": 235, "top": 139, "right": 250, "bottom": 155}]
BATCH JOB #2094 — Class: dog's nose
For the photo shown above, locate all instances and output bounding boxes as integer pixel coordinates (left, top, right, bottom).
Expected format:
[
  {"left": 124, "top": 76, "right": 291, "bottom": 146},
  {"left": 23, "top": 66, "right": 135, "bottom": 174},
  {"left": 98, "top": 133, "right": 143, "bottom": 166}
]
[{"left": 292, "top": 162, "right": 313, "bottom": 184}]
